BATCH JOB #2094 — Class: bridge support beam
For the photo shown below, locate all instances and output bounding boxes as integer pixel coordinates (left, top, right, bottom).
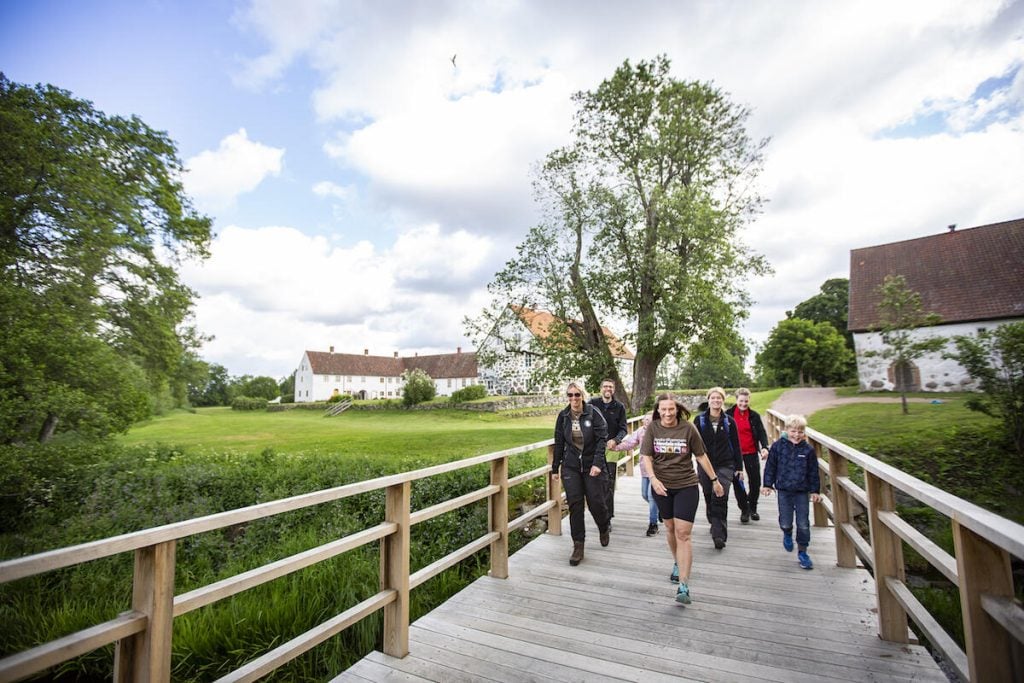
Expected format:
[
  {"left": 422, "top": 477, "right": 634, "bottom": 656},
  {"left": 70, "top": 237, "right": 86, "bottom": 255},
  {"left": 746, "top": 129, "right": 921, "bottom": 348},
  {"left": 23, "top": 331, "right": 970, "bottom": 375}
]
[{"left": 865, "top": 472, "right": 908, "bottom": 642}]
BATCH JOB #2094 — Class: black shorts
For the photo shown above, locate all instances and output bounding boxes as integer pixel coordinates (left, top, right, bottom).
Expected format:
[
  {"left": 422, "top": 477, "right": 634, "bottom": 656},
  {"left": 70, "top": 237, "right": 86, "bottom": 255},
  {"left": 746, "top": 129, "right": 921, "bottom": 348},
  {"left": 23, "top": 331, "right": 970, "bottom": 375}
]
[{"left": 652, "top": 485, "right": 700, "bottom": 523}]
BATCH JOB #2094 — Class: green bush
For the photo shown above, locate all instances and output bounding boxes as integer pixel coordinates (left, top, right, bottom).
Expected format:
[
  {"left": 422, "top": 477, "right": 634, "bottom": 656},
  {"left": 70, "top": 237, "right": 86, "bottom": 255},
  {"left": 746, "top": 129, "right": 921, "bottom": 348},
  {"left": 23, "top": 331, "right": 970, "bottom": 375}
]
[
  {"left": 230, "top": 396, "right": 268, "bottom": 411},
  {"left": 402, "top": 368, "right": 436, "bottom": 406},
  {"left": 450, "top": 385, "right": 487, "bottom": 403},
  {"left": 327, "top": 393, "right": 353, "bottom": 404}
]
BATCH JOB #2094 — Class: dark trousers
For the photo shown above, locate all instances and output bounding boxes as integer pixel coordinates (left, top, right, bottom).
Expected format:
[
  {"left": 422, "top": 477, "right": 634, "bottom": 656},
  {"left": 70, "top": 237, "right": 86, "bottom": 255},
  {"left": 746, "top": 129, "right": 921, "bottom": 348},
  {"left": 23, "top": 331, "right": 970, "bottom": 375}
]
[
  {"left": 733, "top": 453, "right": 762, "bottom": 514},
  {"left": 604, "top": 459, "right": 617, "bottom": 518},
  {"left": 698, "top": 465, "right": 734, "bottom": 542},
  {"left": 561, "top": 467, "right": 609, "bottom": 543}
]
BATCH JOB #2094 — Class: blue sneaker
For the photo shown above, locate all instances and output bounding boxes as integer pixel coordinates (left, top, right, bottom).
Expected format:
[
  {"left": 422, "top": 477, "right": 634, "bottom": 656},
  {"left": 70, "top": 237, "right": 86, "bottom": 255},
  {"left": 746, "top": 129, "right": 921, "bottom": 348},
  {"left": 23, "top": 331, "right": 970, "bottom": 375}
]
[
  {"left": 782, "top": 532, "right": 794, "bottom": 552},
  {"left": 675, "top": 582, "right": 692, "bottom": 605},
  {"left": 798, "top": 551, "right": 813, "bottom": 570},
  {"left": 669, "top": 562, "right": 679, "bottom": 583}
]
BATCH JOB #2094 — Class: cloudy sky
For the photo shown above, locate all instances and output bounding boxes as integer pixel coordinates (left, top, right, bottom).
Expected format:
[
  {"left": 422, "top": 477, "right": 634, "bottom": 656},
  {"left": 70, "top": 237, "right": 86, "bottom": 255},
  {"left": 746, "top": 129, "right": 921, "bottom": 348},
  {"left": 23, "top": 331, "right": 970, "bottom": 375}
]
[{"left": 3, "top": 0, "right": 1022, "bottom": 379}]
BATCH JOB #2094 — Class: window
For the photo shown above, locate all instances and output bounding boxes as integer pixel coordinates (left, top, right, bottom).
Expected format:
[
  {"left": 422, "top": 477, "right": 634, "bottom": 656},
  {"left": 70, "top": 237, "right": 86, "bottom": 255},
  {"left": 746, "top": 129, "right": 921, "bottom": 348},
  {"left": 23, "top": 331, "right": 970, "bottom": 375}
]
[
  {"left": 524, "top": 354, "right": 533, "bottom": 368},
  {"left": 380, "top": 377, "right": 385, "bottom": 383},
  {"left": 323, "top": 376, "right": 328, "bottom": 383},
  {"left": 447, "top": 379, "right": 452, "bottom": 388},
  {"left": 462, "top": 378, "right": 467, "bottom": 387},
  {"left": 335, "top": 375, "right": 341, "bottom": 382},
  {"left": 387, "top": 377, "right": 392, "bottom": 384},
  {"left": 361, "top": 377, "right": 365, "bottom": 383},
  {"left": 347, "top": 376, "right": 352, "bottom": 382},
  {"left": 388, "top": 391, "right": 393, "bottom": 397}
]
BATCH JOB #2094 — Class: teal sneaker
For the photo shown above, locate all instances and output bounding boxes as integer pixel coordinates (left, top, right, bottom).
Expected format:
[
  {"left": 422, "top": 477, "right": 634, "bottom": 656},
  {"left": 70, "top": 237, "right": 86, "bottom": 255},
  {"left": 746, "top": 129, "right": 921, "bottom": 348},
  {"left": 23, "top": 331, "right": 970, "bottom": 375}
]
[
  {"left": 798, "top": 551, "right": 813, "bottom": 570},
  {"left": 782, "top": 532, "right": 794, "bottom": 552},
  {"left": 669, "top": 562, "right": 679, "bottom": 583},
  {"left": 675, "top": 582, "right": 692, "bottom": 605}
]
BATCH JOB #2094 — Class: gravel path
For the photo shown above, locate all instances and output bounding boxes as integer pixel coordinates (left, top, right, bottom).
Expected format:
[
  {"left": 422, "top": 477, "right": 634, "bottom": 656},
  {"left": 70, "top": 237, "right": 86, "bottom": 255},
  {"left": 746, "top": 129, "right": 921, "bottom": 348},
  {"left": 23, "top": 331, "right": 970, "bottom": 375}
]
[{"left": 769, "top": 387, "right": 931, "bottom": 417}]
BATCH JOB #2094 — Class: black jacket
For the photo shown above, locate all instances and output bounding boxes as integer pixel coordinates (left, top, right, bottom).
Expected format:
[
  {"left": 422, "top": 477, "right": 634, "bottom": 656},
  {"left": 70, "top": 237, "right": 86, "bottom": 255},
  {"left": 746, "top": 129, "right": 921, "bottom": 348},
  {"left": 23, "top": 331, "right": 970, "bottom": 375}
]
[
  {"left": 725, "top": 405, "right": 770, "bottom": 454},
  {"left": 694, "top": 410, "right": 743, "bottom": 472},
  {"left": 588, "top": 396, "right": 628, "bottom": 444},
  {"left": 552, "top": 403, "right": 608, "bottom": 473}
]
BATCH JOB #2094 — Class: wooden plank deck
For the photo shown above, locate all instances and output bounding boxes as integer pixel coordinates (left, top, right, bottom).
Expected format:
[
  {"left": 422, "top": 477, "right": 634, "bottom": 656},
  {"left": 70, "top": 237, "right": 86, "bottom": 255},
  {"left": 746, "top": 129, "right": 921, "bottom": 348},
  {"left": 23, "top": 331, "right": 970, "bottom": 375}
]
[{"left": 336, "top": 473, "right": 948, "bottom": 682}]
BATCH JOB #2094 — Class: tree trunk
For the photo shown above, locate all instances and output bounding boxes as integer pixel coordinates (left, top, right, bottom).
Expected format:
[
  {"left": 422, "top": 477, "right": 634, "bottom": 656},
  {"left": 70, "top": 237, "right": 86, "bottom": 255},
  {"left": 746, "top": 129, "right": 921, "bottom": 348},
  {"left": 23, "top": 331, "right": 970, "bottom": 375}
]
[
  {"left": 900, "top": 391, "right": 908, "bottom": 415},
  {"left": 630, "top": 353, "right": 662, "bottom": 413},
  {"left": 38, "top": 414, "right": 59, "bottom": 443}
]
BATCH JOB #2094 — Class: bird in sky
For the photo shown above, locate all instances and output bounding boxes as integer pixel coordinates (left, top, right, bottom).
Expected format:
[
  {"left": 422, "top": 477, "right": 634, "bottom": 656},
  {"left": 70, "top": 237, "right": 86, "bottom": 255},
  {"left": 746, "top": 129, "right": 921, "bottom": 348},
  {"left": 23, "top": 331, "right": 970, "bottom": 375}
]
[{"left": 451, "top": 54, "right": 457, "bottom": 68}]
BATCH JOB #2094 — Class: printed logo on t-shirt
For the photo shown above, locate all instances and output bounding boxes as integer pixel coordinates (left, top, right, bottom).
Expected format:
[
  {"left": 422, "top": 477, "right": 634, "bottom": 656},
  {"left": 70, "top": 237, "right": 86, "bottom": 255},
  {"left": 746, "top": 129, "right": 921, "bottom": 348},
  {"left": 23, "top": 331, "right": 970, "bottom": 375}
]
[{"left": 653, "top": 438, "right": 689, "bottom": 454}]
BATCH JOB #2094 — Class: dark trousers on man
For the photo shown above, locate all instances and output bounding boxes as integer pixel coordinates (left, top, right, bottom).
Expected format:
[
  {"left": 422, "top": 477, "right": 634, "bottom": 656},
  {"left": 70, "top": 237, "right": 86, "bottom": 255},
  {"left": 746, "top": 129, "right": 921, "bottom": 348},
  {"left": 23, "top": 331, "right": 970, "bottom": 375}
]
[
  {"left": 698, "top": 465, "right": 734, "bottom": 543},
  {"left": 604, "top": 459, "right": 617, "bottom": 519},
  {"left": 561, "top": 467, "right": 610, "bottom": 543},
  {"left": 733, "top": 453, "right": 762, "bottom": 514}
]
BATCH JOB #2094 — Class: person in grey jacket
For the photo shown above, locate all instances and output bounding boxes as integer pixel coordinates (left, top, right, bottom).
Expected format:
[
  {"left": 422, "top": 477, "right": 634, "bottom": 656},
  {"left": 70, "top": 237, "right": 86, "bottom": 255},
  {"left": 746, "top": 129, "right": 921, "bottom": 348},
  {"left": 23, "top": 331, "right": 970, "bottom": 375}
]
[{"left": 552, "top": 381, "right": 610, "bottom": 566}]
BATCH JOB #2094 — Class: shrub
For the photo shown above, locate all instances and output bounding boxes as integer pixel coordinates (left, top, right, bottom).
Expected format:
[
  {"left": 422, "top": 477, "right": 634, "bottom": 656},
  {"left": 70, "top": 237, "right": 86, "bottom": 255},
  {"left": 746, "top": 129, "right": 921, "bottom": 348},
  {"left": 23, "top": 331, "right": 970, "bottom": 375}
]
[
  {"left": 401, "top": 369, "right": 436, "bottom": 406},
  {"left": 231, "top": 396, "right": 268, "bottom": 411},
  {"left": 450, "top": 385, "right": 487, "bottom": 403},
  {"left": 327, "top": 393, "right": 353, "bottom": 404}
]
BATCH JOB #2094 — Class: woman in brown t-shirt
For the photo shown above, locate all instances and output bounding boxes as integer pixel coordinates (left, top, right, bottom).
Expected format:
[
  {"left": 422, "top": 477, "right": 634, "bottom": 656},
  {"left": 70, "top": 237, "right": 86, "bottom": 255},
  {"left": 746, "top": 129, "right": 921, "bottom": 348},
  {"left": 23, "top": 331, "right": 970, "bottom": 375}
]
[{"left": 640, "top": 393, "right": 723, "bottom": 605}]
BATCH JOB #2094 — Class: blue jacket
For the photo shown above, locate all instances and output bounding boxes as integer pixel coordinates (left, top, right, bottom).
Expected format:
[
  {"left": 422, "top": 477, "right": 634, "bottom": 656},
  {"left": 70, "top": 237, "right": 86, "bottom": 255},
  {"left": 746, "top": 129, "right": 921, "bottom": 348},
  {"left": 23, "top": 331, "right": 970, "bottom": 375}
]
[
  {"left": 552, "top": 403, "right": 608, "bottom": 473},
  {"left": 763, "top": 437, "right": 820, "bottom": 493}
]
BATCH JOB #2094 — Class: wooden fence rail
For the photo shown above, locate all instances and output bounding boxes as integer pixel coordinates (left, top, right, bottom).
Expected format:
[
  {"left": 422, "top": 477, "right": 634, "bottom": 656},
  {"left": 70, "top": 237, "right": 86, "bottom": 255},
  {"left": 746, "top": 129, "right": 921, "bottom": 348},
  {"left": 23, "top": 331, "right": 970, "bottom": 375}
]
[
  {"left": 765, "top": 408, "right": 1024, "bottom": 682},
  {"left": 0, "top": 437, "right": 563, "bottom": 683}
]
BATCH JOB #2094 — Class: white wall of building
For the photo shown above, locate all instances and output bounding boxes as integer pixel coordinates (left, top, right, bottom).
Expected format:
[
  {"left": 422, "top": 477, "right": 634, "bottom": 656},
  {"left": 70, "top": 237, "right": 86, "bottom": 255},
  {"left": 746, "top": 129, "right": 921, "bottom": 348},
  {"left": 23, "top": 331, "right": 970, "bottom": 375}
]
[{"left": 853, "top": 318, "right": 1022, "bottom": 392}]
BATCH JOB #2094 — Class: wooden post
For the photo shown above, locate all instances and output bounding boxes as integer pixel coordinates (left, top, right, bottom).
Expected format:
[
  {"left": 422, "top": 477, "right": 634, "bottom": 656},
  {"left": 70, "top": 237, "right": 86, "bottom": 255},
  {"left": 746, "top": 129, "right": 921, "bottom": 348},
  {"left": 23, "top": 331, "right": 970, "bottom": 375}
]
[
  {"left": 624, "top": 421, "right": 635, "bottom": 477},
  {"left": 382, "top": 481, "right": 410, "bottom": 658},
  {"left": 114, "top": 541, "right": 176, "bottom": 683},
  {"left": 865, "top": 472, "right": 907, "bottom": 642},
  {"left": 827, "top": 449, "right": 856, "bottom": 568},
  {"left": 953, "top": 519, "right": 1015, "bottom": 682},
  {"left": 489, "top": 456, "right": 509, "bottom": 579},
  {"left": 811, "top": 442, "right": 828, "bottom": 528},
  {"left": 546, "top": 445, "right": 562, "bottom": 536}
]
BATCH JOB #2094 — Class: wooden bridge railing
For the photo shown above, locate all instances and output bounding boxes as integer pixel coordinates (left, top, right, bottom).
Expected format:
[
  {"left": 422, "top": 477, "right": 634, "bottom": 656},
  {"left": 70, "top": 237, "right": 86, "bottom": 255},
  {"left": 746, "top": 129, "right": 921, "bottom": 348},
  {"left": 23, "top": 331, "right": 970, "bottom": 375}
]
[
  {"left": 0, "top": 439, "right": 564, "bottom": 683},
  {"left": 765, "top": 409, "right": 1024, "bottom": 682}
]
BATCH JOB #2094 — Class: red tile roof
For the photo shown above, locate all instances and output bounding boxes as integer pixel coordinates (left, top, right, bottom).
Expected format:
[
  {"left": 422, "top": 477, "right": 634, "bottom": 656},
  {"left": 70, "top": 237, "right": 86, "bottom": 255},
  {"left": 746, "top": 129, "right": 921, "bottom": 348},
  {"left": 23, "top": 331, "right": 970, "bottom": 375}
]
[
  {"left": 305, "top": 350, "right": 477, "bottom": 379},
  {"left": 510, "top": 305, "right": 635, "bottom": 360},
  {"left": 848, "top": 218, "right": 1024, "bottom": 332}
]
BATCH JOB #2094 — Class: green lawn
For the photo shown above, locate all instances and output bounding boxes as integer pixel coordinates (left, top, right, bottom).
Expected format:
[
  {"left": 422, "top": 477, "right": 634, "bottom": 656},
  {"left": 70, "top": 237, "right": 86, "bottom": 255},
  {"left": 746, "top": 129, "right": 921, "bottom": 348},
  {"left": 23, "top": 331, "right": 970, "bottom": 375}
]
[{"left": 120, "top": 406, "right": 556, "bottom": 460}]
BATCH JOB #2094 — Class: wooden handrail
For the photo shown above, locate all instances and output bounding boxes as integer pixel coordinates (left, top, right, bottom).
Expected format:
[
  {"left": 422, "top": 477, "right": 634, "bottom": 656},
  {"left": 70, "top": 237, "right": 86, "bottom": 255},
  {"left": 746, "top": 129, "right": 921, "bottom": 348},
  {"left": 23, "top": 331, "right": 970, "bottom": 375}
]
[
  {"left": 765, "top": 409, "right": 1024, "bottom": 682},
  {"left": 0, "top": 438, "right": 556, "bottom": 682}
]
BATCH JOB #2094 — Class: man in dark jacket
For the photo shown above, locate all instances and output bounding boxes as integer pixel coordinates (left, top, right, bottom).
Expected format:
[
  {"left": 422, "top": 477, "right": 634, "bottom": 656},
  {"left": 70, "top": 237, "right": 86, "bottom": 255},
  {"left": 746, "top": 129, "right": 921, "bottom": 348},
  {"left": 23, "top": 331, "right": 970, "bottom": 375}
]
[
  {"left": 694, "top": 387, "right": 743, "bottom": 549},
  {"left": 553, "top": 382, "right": 611, "bottom": 565},
  {"left": 726, "top": 388, "right": 771, "bottom": 523},
  {"left": 589, "top": 378, "right": 628, "bottom": 525}
]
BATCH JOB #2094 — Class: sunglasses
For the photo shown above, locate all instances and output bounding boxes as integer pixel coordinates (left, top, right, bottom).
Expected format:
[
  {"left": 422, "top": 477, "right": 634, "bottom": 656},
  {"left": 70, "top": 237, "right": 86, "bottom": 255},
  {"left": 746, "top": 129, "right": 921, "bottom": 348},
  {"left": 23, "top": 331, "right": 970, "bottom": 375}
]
[{"left": 566, "top": 392, "right": 582, "bottom": 397}]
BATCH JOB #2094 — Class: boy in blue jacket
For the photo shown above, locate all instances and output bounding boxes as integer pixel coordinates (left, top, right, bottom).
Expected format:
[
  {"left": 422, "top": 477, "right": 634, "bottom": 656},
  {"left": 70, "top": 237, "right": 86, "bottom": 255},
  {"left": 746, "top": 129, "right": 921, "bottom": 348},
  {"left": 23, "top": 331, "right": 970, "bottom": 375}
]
[{"left": 761, "top": 414, "right": 821, "bottom": 570}]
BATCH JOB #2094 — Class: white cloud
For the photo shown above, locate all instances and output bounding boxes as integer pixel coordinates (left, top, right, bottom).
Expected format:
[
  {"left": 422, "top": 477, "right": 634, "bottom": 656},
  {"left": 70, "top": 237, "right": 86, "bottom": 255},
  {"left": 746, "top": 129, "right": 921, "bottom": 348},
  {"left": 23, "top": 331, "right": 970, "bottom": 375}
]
[
  {"left": 184, "top": 129, "right": 284, "bottom": 210},
  {"left": 312, "top": 180, "right": 354, "bottom": 200},
  {"left": 182, "top": 222, "right": 494, "bottom": 374}
]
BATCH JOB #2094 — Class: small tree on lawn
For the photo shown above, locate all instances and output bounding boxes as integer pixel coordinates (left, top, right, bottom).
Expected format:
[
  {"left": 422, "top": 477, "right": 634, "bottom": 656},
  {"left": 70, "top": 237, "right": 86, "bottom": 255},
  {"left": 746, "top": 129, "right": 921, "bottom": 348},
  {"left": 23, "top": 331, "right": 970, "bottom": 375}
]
[
  {"left": 866, "top": 275, "right": 945, "bottom": 414},
  {"left": 947, "top": 321, "right": 1024, "bottom": 455},
  {"left": 402, "top": 368, "right": 436, "bottom": 407}
]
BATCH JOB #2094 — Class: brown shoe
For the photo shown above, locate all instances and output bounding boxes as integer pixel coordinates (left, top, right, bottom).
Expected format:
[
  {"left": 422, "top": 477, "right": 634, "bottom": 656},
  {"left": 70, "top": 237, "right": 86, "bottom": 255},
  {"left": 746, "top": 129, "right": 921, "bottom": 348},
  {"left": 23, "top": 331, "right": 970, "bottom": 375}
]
[
  {"left": 569, "top": 541, "right": 584, "bottom": 566},
  {"left": 600, "top": 527, "right": 610, "bottom": 547}
]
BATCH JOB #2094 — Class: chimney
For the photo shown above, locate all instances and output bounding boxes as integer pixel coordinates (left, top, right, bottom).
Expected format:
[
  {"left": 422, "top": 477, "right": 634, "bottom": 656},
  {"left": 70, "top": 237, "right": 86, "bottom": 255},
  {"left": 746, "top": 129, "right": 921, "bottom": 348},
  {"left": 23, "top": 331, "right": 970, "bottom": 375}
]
[
  {"left": 948, "top": 224, "right": 957, "bottom": 232},
  {"left": 364, "top": 349, "right": 369, "bottom": 355},
  {"left": 329, "top": 345, "right": 334, "bottom": 354},
  {"left": 415, "top": 352, "right": 418, "bottom": 357},
  {"left": 457, "top": 346, "right": 461, "bottom": 354},
  {"left": 394, "top": 351, "right": 398, "bottom": 358}
]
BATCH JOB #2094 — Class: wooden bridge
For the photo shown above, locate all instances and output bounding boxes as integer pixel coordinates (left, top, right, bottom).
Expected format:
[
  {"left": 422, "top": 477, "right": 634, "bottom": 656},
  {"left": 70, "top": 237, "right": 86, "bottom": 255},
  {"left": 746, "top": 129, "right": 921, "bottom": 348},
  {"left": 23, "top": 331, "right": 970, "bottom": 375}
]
[{"left": 1, "top": 411, "right": 1022, "bottom": 682}]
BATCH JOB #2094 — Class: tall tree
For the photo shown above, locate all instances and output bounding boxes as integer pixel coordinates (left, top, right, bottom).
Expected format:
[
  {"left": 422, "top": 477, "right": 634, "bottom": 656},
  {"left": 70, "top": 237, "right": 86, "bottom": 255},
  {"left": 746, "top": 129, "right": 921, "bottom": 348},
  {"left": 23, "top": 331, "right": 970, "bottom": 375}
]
[
  {"left": 790, "top": 278, "right": 853, "bottom": 349},
  {"left": 755, "top": 318, "right": 853, "bottom": 387},
  {"left": 865, "top": 275, "right": 945, "bottom": 414},
  {"left": 671, "top": 328, "right": 750, "bottom": 389},
  {"left": 467, "top": 56, "right": 769, "bottom": 411},
  {"left": 0, "top": 75, "right": 212, "bottom": 442}
]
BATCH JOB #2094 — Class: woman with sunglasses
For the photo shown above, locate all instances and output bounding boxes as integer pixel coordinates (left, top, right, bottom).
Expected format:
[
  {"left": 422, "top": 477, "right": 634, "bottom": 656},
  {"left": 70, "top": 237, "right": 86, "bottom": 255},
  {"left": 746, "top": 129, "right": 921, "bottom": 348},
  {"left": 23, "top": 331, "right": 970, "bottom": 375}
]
[
  {"left": 641, "top": 392, "right": 722, "bottom": 605},
  {"left": 552, "top": 381, "right": 611, "bottom": 566}
]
